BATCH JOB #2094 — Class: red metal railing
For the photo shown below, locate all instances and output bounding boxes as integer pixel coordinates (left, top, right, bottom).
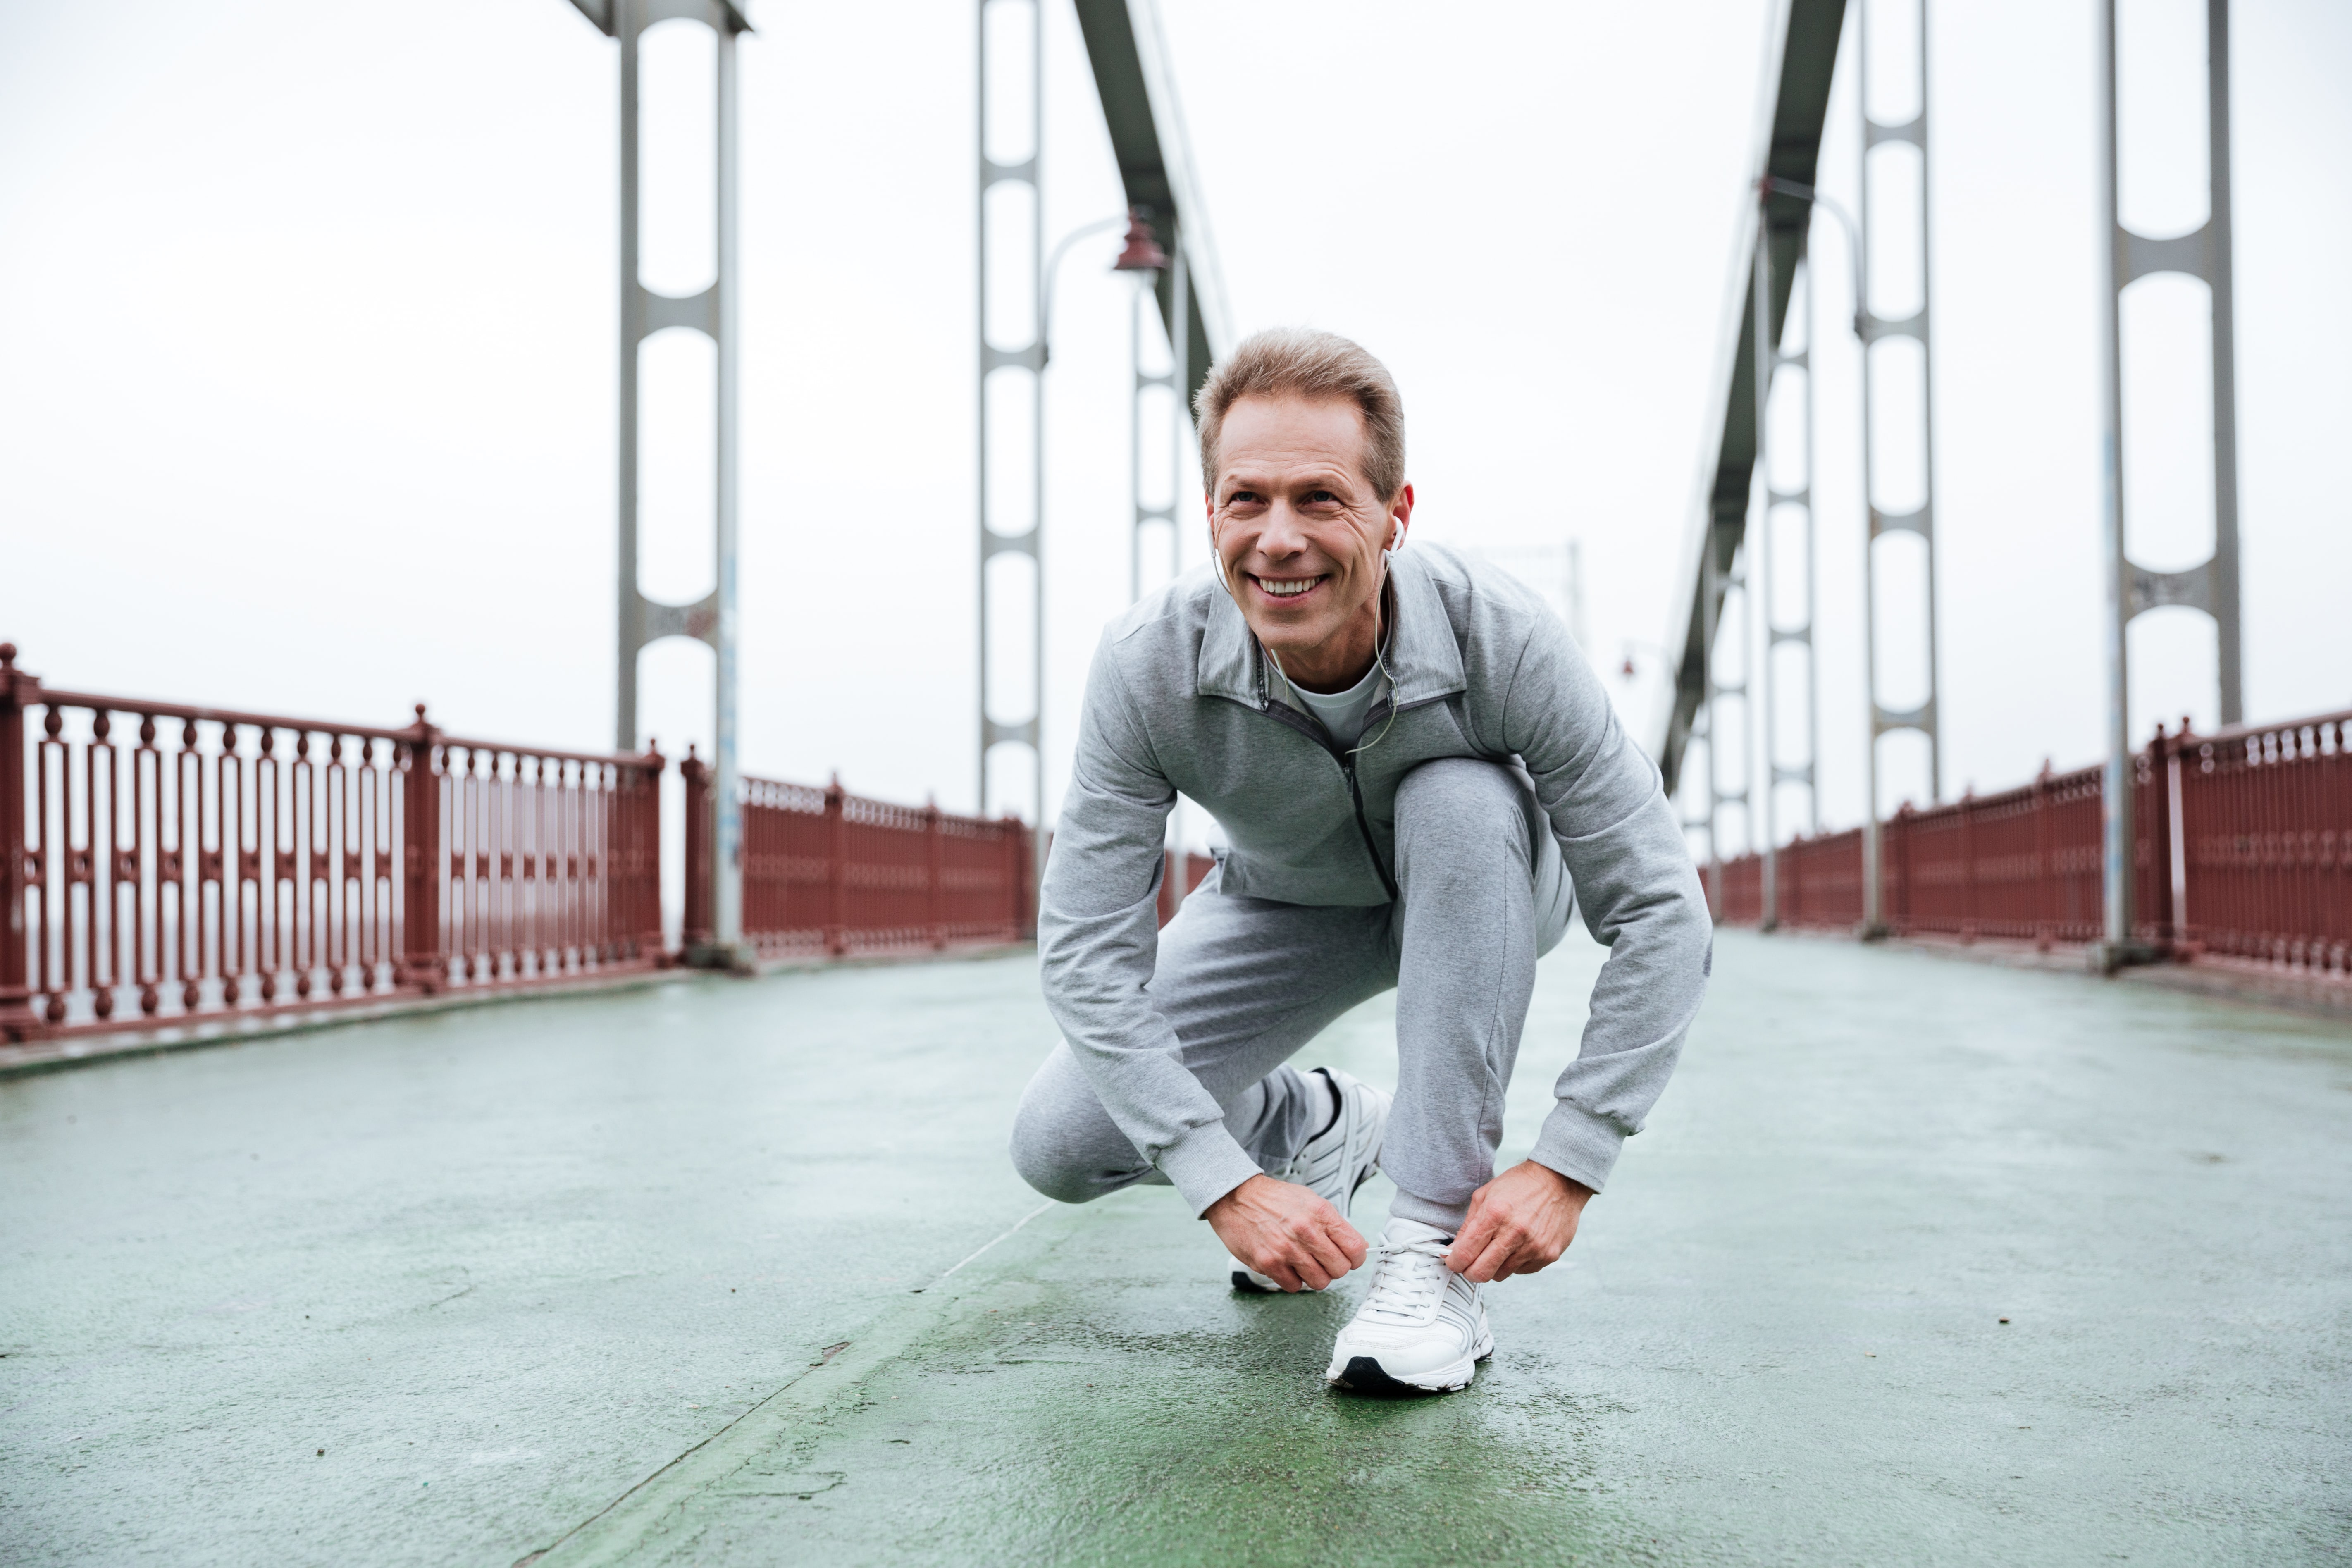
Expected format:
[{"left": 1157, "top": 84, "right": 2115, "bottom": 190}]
[
  {"left": 1880, "top": 763, "right": 2112, "bottom": 946},
  {"left": 1, "top": 644, "right": 664, "bottom": 1043},
  {"left": 1778, "top": 827, "right": 1867, "bottom": 929},
  {"left": 1707, "top": 828, "right": 1863, "bottom": 929},
  {"left": 2171, "top": 709, "right": 2349, "bottom": 973},
  {"left": 1713, "top": 854, "right": 1763, "bottom": 924},
  {"left": 683, "top": 755, "right": 1033, "bottom": 959},
  {"left": 1703, "top": 709, "right": 2349, "bottom": 978}
]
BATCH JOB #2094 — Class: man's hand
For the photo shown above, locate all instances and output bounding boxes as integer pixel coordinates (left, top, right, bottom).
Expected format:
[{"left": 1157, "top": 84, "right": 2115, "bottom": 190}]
[
  {"left": 1446, "top": 1161, "right": 1593, "bottom": 1283},
  {"left": 1203, "top": 1173, "right": 1368, "bottom": 1291}
]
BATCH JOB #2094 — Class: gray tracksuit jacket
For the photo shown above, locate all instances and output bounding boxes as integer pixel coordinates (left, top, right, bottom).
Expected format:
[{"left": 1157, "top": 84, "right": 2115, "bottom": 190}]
[{"left": 1037, "top": 543, "right": 1711, "bottom": 1200}]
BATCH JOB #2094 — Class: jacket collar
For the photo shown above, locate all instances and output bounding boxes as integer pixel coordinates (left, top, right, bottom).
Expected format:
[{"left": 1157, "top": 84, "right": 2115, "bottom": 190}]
[{"left": 1196, "top": 548, "right": 1468, "bottom": 709}]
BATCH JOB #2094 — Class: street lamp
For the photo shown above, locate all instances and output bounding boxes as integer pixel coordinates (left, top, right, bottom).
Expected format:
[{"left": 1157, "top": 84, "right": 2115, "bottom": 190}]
[
  {"left": 1114, "top": 208, "right": 1169, "bottom": 273},
  {"left": 1111, "top": 209, "right": 1181, "bottom": 605}
]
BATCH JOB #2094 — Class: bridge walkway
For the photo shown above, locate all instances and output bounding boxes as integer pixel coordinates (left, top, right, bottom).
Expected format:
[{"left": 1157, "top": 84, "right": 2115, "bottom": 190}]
[{"left": 4, "top": 932, "right": 2346, "bottom": 1564}]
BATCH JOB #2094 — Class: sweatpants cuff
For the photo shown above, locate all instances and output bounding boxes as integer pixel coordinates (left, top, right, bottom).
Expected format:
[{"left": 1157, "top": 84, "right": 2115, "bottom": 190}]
[
  {"left": 1530, "top": 1100, "right": 1625, "bottom": 1194},
  {"left": 1388, "top": 1186, "right": 1471, "bottom": 1231},
  {"left": 1156, "top": 1126, "right": 1267, "bottom": 1217}
]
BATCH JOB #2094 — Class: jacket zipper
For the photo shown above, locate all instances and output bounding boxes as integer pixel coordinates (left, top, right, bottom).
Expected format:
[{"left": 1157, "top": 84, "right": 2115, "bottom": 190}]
[{"left": 1246, "top": 694, "right": 1404, "bottom": 904}]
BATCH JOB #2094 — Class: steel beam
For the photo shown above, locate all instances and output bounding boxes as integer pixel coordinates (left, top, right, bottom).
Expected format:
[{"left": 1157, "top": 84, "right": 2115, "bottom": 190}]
[
  {"left": 1703, "top": 539, "right": 1756, "bottom": 917},
  {"left": 978, "top": 0, "right": 1044, "bottom": 831},
  {"left": 1070, "top": 0, "right": 1228, "bottom": 410},
  {"left": 1756, "top": 224, "right": 1822, "bottom": 929},
  {"left": 1659, "top": 0, "right": 1848, "bottom": 802},
  {"left": 1857, "top": 0, "right": 1942, "bottom": 935},
  {"left": 2109, "top": 0, "right": 2243, "bottom": 727},
  {"left": 573, "top": 0, "right": 751, "bottom": 962},
  {"left": 2094, "top": 0, "right": 2242, "bottom": 969},
  {"left": 1128, "top": 232, "right": 1187, "bottom": 604}
]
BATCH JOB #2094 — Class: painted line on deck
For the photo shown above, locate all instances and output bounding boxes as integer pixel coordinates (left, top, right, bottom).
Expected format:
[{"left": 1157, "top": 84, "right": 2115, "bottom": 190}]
[
  {"left": 919, "top": 1199, "right": 1053, "bottom": 1290},
  {"left": 522, "top": 1199, "right": 1079, "bottom": 1568}
]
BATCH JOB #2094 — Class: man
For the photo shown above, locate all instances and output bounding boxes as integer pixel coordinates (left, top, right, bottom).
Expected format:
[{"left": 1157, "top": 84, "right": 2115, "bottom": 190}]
[{"left": 1012, "top": 328, "right": 1710, "bottom": 1395}]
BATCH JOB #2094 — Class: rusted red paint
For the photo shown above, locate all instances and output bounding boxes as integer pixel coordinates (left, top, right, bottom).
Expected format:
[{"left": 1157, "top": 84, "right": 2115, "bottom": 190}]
[
  {"left": 1, "top": 650, "right": 666, "bottom": 1043},
  {"left": 1706, "top": 712, "right": 2347, "bottom": 978},
  {"left": 734, "top": 773, "right": 1031, "bottom": 959}
]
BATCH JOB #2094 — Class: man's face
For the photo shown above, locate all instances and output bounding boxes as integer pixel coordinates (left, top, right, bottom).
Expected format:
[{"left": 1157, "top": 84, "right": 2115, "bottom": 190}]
[{"left": 1206, "top": 395, "right": 1412, "bottom": 685}]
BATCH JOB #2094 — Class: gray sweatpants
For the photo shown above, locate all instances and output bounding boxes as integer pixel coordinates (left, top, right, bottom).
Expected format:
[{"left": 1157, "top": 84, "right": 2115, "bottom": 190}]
[{"left": 1011, "top": 757, "right": 1574, "bottom": 1230}]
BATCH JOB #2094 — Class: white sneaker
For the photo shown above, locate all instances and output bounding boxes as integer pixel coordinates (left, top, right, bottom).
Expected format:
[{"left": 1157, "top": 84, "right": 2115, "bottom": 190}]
[
  {"left": 1324, "top": 1216, "right": 1494, "bottom": 1395},
  {"left": 1228, "top": 1067, "right": 1391, "bottom": 1294}
]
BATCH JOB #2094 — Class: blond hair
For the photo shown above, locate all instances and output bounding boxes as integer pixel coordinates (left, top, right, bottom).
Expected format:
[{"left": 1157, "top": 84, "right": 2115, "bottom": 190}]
[{"left": 1193, "top": 328, "right": 1406, "bottom": 502}]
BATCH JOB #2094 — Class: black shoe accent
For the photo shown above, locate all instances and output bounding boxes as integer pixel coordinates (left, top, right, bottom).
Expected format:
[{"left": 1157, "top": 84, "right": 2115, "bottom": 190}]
[
  {"left": 1231, "top": 1269, "right": 1277, "bottom": 1294},
  {"left": 1310, "top": 1067, "right": 1344, "bottom": 1140},
  {"left": 1331, "top": 1356, "right": 1441, "bottom": 1398}
]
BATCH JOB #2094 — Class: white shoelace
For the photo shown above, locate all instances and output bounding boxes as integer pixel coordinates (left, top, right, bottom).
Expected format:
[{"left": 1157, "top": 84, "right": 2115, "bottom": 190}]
[{"left": 1361, "top": 1234, "right": 1453, "bottom": 1324}]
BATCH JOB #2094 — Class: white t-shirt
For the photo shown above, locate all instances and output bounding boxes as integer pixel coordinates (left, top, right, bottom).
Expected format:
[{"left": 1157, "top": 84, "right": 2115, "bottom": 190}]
[{"left": 1277, "top": 652, "right": 1391, "bottom": 749}]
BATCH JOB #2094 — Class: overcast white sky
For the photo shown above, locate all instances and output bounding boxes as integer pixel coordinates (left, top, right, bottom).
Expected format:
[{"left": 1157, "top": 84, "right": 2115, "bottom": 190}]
[{"left": 2, "top": 0, "right": 2345, "bottom": 865}]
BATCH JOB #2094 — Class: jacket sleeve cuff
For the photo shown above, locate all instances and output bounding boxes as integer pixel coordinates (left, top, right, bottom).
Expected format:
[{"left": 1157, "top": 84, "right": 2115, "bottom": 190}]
[
  {"left": 1156, "top": 1124, "right": 1267, "bottom": 1217},
  {"left": 1529, "top": 1100, "right": 1626, "bottom": 1195}
]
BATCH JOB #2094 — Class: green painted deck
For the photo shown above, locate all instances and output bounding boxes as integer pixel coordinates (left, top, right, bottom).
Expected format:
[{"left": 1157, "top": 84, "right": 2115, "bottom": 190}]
[{"left": 4, "top": 933, "right": 2348, "bottom": 1565}]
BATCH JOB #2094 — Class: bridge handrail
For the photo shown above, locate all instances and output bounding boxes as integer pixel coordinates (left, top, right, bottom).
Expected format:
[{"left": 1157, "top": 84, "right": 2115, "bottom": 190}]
[
  {"left": 1706, "top": 709, "right": 2348, "bottom": 978},
  {"left": 1, "top": 643, "right": 666, "bottom": 1044}
]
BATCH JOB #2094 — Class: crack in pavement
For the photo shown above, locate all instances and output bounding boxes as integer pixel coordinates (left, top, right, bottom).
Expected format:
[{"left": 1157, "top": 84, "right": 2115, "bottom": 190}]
[{"left": 518, "top": 1201, "right": 1083, "bottom": 1568}]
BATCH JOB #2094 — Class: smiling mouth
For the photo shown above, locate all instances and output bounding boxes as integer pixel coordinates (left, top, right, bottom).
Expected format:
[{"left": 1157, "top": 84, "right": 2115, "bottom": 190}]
[{"left": 1252, "top": 574, "right": 1326, "bottom": 601}]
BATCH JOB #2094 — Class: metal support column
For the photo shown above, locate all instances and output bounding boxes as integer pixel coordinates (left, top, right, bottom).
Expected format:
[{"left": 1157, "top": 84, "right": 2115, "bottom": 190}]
[
  {"left": 1124, "top": 210, "right": 1174, "bottom": 605},
  {"left": 2105, "top": 0, "right": 2244, "bottom": 726},
  {"left": 579, "top": 0, "right": 751, "bottom": 963},
  {"left": 1857, "top": 0, "right": 1941, "bottom": 937},
  {"left": 2094, "top": 0, "right": 2241, "bottom": 967},
  {"left": 1130, "top": 274, "right": 1164, "bottom": 602},
  {"left": 1166, "top": 220, "right": 1189, "bottom": 583},
  {"left": 978, "top": 0, "right": 1044, "bottom": 839},
  {"left": 1700, "top": 523, "right": 1753, "bottom": 920},
  {"left": 1754, "top": 214, "right": 1822, "bottom": 930}
]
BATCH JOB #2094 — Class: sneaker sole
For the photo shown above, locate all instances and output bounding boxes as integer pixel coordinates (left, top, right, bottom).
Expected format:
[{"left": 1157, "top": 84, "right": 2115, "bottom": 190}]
[
  {"left": 1325, "top": 1331, "right": 1493, "bottom": 1396},
  {"left": 1327, "top": 1353, "right": 1474, "bottom": 1396}
]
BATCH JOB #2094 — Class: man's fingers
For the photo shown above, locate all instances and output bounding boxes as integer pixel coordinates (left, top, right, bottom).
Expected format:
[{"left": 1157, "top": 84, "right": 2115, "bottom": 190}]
[
  {"left": 1247, "top": 1245, "right": 1305, "bottom": 1291},
  {"left": 1289, "top": 1229, "right": 1338, "bottom": 1289},
  {"left": 1460, "top": 1207, "right": 1536, "bottom": 1282},
  {"left": 1462, "top": 1232, "right": 1519, "bottom": 1283},
  {"left": 1447, "top": 1198, "right": 1500, "bottom": 1274},
  {"left": 1299, "top": 1220, "right": 1356, "bottom": 1284},
  {"left": 1329, "top": 1217, "right": 1369, "bottom": 1270}
]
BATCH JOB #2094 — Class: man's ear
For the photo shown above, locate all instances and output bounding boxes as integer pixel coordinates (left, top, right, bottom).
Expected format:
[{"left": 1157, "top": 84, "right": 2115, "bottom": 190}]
[{"left": 1387, "top": 482, "right": 1416, "bottom": 549}]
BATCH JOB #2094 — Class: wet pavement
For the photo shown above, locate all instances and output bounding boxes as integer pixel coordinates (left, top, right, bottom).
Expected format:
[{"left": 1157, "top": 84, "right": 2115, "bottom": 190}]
[{"left": 5, "top": 932, "right": 2348, "bottom": 1565}]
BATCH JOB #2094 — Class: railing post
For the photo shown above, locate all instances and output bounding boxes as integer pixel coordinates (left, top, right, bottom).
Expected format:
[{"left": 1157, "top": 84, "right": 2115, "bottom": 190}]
[
  {"left": 2032, "top": 760, "right": 2054, "bottom": 951},
  {"left": 633, "top": 742, "right": 665, "bottom": 962},
  {"left": 824, "top": 774, "right": 847, "bottom": 957},
  {"left": 2140, "top": 722, "right": 2174, "bottom": 953},
  {"left": 1004, "top": 814, "right": 1030, "bottom": 942},
  {"left": 397, "top": 703, "right": 444, "bottom": 993},
  {"left": 0, "top": 644, "right": 36, "bottom": 1041},
  {"left": 1960, "top": 789, "right": 1978, "bottom": 943},
  {"left": 680, "top": 744, "right": 713, "bottom": 953},
  {"left": 2167, "top": 719, "right": 2193, "bottom": 955},
  {"left": 925, "top": 797, "right": 945, "bottom": 950},
  {"left": 1889, "top": 803, "right": 1913, "bottom": 934}
]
